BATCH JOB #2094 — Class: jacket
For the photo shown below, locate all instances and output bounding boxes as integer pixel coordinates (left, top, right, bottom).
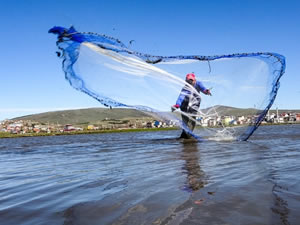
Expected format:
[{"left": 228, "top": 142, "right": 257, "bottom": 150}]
[{"left": 176, "top": 81, "right": 208, "bottom": 112}]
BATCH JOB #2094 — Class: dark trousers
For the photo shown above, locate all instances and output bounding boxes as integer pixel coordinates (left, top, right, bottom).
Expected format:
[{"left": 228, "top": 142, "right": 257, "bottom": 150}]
[{"left": 180, "top": 108, "right": 197, "bottom": 139}]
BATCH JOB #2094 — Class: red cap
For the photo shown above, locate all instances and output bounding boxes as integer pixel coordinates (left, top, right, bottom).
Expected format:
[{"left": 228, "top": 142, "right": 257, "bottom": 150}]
[{"left": 186, "top": 73, "right": 196, "bottom": 81}]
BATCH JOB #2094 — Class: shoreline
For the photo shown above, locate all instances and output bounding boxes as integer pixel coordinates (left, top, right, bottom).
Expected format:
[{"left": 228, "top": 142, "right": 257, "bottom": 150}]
[
  {"left": 1, "top": 122, "right": 299, "bottom": 139},
  {"left": 0, "top": 127, "right": 179, "bottom": 139}
]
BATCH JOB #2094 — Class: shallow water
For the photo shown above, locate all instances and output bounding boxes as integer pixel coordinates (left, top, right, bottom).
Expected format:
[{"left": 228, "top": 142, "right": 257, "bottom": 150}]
[{"left": 0, "top": 125, "right": 300, "bottom": 225}]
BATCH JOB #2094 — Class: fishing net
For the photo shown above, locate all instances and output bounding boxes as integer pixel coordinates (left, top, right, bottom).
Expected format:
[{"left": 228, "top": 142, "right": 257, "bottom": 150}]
[{"left": 49, "top": 26, "right": 285, "bottom": 141}]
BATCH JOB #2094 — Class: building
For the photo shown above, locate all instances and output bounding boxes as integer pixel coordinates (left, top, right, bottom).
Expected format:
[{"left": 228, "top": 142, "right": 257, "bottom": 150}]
[{"left": 64, "top": 124, "right": 76, "bottom": 132}]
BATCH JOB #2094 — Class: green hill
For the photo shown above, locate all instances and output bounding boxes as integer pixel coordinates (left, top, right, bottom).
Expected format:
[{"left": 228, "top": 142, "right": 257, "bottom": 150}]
[
  {"left": 14, "top": 108, "right": 151, "bottom": 125},
  {"left": 201, "top": 105, "right": 258, "bottom": 116}
]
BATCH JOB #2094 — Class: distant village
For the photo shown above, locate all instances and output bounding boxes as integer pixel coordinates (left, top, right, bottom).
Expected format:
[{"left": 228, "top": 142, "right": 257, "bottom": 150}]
[
  {"left": 200, "top": 111, "right": 300, "bottom": 127},
  {"left": 1, "top": 111, "right": 300, "bottom": 135},
  {"left": 0, "top": 117, "right": 176, "bottom": 134}
]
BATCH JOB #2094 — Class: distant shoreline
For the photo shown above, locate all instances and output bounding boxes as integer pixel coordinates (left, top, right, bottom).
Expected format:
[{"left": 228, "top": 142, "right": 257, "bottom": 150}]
[
  {"left": 1, "top": 123, "right": 299, "bottom": 139},
  {"left": 0, "top": 127, "right": 178, "bottom": 139}
]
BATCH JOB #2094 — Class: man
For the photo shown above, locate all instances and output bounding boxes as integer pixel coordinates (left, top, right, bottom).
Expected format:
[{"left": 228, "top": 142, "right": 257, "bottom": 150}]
[{"left": 172, "top": 73, "right": 211, "bottom": 139}]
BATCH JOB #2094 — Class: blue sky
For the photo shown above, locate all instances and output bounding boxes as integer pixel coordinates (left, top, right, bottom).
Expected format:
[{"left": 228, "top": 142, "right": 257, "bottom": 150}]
[{"left": 1, "top": 0, "right": 299, "bottom": 120}]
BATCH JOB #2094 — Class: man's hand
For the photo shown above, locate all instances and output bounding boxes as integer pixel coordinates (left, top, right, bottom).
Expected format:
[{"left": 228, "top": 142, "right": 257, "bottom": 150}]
[
  {"left": 205, "top": 89, "right": 212, "bottom": 96},
  {"left": 171, "top": 104, "right": 180, "bottom": 112}
]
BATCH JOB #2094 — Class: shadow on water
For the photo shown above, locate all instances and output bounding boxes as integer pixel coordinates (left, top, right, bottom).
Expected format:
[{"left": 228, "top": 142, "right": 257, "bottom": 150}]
[
  {"left": 271, "top": 183, "right": 290, "bottom": 225},
  {"left": 261, "top": 147, "right": 291, "bottom": 225},
  {"left": 247, "top": 140, "right": 292, "bottom": 225},
  {"left": 235, "top": 140, "right": 293, "bottom": 225}
]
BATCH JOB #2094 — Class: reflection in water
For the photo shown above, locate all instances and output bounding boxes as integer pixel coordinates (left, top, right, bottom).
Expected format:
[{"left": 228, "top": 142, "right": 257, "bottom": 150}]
[{"left": 181, "top": 141, "right": 207, "bottom": 192}]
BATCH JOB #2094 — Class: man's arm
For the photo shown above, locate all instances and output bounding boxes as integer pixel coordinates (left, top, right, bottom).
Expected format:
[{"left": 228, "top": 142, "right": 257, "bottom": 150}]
[
  {"left": 172, "top": 88, "right": 189, "bottom": 111},
  {"left": 197, "top": 81, "right": 212, "bottom": 96}
]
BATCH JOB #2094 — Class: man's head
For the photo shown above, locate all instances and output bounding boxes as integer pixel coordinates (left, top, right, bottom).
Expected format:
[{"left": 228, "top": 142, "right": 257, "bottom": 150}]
[{"left": 186, "top": 73, "right": 196, "bottom": 85}]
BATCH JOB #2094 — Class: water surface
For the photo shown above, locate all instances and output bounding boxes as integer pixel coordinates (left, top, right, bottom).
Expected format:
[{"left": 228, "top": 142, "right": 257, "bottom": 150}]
[{"left": 0, "top": 125, "right": 300, "bottom": 225}]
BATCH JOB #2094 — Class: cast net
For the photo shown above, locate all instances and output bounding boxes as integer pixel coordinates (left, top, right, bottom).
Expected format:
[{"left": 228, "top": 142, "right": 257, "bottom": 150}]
[{"left": 49, "top": 26, "right": 285, "bottom": 141}]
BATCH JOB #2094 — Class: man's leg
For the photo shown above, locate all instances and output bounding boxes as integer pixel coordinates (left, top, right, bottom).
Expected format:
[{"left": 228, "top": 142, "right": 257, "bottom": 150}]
[
  {"left": 180, "top": 109, "right": 197, "bottom": 139},
  {"left": 180, "top": 114, "right": 196, "bottom": 139},
  {"left": 180, "top": 113, "right": 190, "bottom": 138},
  {"left": 189, "top": 116, "right": 196, "bottom": 131}
]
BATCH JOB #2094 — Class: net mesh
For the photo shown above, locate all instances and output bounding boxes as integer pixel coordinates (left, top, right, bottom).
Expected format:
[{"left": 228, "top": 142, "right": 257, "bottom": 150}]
[{"left": 49, "top": 26, "right": 286, "bottom": 141}]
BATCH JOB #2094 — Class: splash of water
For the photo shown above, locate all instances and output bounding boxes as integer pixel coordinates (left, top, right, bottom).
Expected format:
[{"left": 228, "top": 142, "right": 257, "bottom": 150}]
[{"left": 49, "top": 26, "right": 285, "bottom": 141}]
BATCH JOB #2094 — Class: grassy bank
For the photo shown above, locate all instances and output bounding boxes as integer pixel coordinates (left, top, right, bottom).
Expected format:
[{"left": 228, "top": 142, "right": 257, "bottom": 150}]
[{"left": 0, "top": 127, "right": 179, "bottom": 139}]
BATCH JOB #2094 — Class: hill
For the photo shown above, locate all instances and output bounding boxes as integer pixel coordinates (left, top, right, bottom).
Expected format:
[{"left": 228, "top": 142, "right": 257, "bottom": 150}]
[
  {"left": 201, "top": 105, "right": 258, "bottom": 116},
  {"left": 14, "top": 108, "right": 151, "bottom": 125}
]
